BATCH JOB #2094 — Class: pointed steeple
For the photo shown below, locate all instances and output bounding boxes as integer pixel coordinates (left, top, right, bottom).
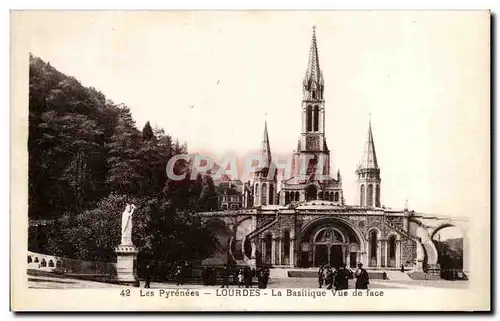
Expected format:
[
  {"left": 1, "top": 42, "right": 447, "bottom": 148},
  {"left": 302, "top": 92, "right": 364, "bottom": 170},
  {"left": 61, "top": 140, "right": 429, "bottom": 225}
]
[
  {"left": 359, "top": 118, "right": 379, "bottom": 169},
  {"left": 356, "top": 117, "right": 381, "bottom": 207},
  {"left": 303, "top": 26, "right": 324, "bottom": 100},
  {"left": 261, "top": 121, "right": 272, "bottom": 169}
]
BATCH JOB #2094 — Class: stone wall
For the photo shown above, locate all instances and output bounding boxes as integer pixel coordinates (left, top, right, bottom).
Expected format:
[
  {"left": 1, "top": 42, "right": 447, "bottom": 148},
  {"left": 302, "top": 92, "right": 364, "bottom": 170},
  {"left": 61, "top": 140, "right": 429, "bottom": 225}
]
[
  {"left": 27, "top": 251, "right": 117, "bottom": 276},
  {"left": 401, "top": 238, "right": 417, "bottom": 266}
]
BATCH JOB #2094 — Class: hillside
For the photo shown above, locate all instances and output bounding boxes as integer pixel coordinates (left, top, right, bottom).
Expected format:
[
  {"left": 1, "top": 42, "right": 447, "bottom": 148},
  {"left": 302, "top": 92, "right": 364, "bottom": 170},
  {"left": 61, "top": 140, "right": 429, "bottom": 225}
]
[{"left": 28, "top": 55, "right": 219, "bottom": 269}]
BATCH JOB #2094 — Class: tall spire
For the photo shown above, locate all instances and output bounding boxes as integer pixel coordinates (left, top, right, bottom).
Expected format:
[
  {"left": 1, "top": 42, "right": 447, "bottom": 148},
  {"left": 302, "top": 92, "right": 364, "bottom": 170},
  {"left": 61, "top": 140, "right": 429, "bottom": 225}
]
[
  {"left": 303, "top": 26, "right": 324, "bottom": 100},
  {"left": 261, "top": 121, "right": 272, "bottom": 169},
  {"left": 359, "top": 118, "right": 379, "bottom": 169}
]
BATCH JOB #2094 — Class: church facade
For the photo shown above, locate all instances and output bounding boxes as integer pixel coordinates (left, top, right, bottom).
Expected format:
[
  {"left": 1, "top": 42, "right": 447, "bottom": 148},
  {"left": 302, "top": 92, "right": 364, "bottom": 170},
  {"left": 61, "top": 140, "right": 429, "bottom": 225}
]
[{"left": 200, "top": 28, "right": 467, "bottom": 273}]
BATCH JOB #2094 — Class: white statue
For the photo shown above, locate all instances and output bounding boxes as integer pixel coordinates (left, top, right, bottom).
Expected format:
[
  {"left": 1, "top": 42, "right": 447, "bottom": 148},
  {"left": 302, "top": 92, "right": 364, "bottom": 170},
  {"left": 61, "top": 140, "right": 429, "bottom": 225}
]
[{"left": 121, "top": 204, "right": 136, "bottom": 245}]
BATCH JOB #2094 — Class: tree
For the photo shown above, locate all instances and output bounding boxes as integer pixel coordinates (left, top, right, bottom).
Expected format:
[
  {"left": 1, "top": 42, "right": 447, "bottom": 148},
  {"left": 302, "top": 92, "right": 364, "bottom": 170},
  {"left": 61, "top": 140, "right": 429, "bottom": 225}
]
[
  {"left": 142, "top": 121, "right": 155, "bottom": 141},
  {"left": 45, "top": 193, "right": 217, "bottom": 279},
  {"left": 106, "top": 109, "right": 142, "bottom": 195},
  {"left": 28, "top": 55, "right": 219, "bottom": 275}
]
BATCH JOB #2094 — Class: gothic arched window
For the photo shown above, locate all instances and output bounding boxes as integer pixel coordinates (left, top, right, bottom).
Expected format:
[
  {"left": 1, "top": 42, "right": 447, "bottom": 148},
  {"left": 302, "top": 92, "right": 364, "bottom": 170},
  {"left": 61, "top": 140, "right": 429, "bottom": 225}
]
[
  {"left": 269, "top": 183, "right": 275, "bottom": 205},
  {"left": 307, "top": 105, "right": 313, "bottom": 132},
  {"left": 388, "top": 235, "right": 397, "bottom": 267},
  {"left": 369, "top": 230, "right": 378, "bottom": 267},
  {"left": 375, "top": 185, "right": 380, "bottom": 207},
  {"left": 360, "top": 185, "right": 365, "bottom": 207},
  {"left": 313, "top": 105, "right": 319, "bottom": 132},
  {"left": 264, "top": 233, "right": 272, "bottom": 265},
  {"left": 283, "top": 230, "right": 291, "bottom": 265},
  {"left": 367, "top": 184, "right": 374, "bottom": 207},
  {"left": 261, "top": 183, "right": 268, "bottom": 206}
]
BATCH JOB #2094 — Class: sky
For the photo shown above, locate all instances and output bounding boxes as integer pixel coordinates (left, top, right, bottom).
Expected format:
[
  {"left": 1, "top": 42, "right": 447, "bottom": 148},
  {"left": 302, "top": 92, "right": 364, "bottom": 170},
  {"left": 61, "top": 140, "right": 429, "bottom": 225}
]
[{"left": 23, "top": 11, "right": 490, "bottom": 219}]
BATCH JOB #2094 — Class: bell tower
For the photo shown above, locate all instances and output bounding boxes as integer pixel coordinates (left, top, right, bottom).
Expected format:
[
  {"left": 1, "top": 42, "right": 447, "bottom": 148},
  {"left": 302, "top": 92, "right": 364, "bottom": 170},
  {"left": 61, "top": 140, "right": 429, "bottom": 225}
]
[
  {"left": 253, "top": 121, "right": 277, "bottom": 206},
  {"left": 356, "top": 118, "right": 381, "bottom": 207},
  {"left": 301, "top": 26, "right": 327, "bottom": 153},
  {"left": 294, "top": 26, "right": 330, "bottom": 179},
  {"left": 281, "top": 26, "right": 342, "bottom": 206}
]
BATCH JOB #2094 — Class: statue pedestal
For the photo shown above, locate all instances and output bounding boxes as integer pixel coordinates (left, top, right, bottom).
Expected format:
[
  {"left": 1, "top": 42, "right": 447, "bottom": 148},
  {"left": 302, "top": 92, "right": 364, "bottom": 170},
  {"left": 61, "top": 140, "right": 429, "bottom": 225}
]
[{"left": 115, "top": 244, "right": 139, "bottom": 287}]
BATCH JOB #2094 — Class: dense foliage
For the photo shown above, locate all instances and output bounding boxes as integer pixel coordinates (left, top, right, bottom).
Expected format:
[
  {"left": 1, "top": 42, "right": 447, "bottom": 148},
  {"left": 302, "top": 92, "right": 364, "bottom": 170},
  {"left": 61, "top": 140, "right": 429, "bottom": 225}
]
[
  {"left": 434, "top": 238, "right": 463, "bottom": 270},
  {"left": 28, "top": 55, "right": 219, "bottom": 274}
]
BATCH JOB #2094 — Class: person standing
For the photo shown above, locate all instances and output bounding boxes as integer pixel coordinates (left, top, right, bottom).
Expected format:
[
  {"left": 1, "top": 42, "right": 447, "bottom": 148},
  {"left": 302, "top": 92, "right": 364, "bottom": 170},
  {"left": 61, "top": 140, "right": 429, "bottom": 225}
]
[
  {"left": 355, "top": 263, "right": 369, "bottom": 290},
  {"left": 257, "top": 267, "right": 267, "bottom": 289},
  {"left": 144, "top": 264, "right": 152, "bottom": 289},
  {"left": 175, "top": 265, "right": 184, "bottom": 286},
  {"left": 237, "top": 269, "right": 244, "bottom": 288},
  {"left": 250, "top": 267, "right": 256, "bottom": 287},
  {"left": 325, "top": 266, "right": 334, "bottom": 290},
  {"left": 318, "top": 265, "right": 324, "bottom": 288},
  {"left": 221, "top": 265, "right": 230, "bottom": 288},
  {"left": 335, "top": 264, "right": 351, "bottom": 290},
  {"left": 244, "top": 267, "right": 252, "bottom": 288},
  {"left": 264, "top": 267, "right": 270, "bottom": 287}
]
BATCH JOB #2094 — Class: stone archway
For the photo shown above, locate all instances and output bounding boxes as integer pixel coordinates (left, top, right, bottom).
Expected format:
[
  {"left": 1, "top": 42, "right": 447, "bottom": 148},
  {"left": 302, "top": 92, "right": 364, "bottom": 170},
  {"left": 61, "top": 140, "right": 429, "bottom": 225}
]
[
  {"left": 367, "top": 228, "right": 381, "bottom": 267},
  {"left": 430, "top": 223, "right": 468, "bottom": 277},
  {"left": 386, "top": 233, "right": 401, "bottom": 268},
  {"left": 297, "top": 217, "right": 366, "bottom": 268},
  {"left": 202, "top": 218, "right": 233, "bottom": 265},
  {"left": 235, "top": 218, "right": 253, "bottom": 259},
  {"left": 262, "top": 233, "right": 273, "bottom": 266},
  {"left": 311, "top": 227, "right": 347, "bottom": 268}
]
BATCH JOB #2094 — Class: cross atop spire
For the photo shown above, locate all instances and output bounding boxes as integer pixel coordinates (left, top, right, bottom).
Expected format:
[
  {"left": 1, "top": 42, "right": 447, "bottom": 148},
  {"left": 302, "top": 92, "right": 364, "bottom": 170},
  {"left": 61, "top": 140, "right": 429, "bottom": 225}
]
[
  {"left": 303, "top": 26, "right": 324, "bottom": 100},
  {"left": 359, "top": 118, "right": 379, "bottom": 169},
  {"left": 261, "top": 120, "right": 272, "bottom": 169}
]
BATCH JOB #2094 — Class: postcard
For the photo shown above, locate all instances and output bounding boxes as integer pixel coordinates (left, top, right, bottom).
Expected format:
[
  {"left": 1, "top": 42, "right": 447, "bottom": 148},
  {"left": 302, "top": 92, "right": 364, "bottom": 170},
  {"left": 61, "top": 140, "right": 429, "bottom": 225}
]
[{"left": 10, "top": 10, "right": 490, "bottom": 311}]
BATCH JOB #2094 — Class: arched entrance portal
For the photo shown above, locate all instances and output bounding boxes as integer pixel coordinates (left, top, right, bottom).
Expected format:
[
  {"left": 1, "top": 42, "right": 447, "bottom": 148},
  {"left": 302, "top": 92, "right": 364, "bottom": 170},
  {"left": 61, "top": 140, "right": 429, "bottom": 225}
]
[
  {"left": 387, "top": 235, "right": 397, "bottom": 267},
  {"left": 312, "top": 227, "right": 347, "bottom": 268},
  {"left": 298, "top": 217, "right": 366, "bottom": 268}
]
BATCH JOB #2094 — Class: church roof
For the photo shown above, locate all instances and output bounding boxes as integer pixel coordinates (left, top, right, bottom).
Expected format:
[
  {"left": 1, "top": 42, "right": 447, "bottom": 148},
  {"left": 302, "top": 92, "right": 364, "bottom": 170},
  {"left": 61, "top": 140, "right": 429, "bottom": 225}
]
[
  {"left": 303, "top": 26, "right": 324, "bottom": 91},
  {"left": 260, "top": 120, "right": 272, "bottom": 169},
  {"left": 359, "top": 120, "right": 379, "bottom": 169}
]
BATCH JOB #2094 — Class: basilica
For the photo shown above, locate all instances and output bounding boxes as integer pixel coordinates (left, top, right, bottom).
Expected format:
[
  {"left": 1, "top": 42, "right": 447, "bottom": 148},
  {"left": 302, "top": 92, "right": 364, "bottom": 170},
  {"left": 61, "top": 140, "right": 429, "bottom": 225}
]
[{"left": 201, "top": 27, "right": 468, "bottom": 274}]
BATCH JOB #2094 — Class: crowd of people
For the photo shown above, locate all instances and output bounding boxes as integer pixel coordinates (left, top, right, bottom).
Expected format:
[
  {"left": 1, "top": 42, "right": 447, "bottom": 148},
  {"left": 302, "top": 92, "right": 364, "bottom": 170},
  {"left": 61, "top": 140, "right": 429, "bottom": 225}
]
[
  {"left": 318, "top": 263, "right": 370, "bottom": 290},
  {"left": 217, "top": 265, "right": 270, "bottom": 288},
  {"left": 143, "top": 261, "right": 370, "bottom": 290}
]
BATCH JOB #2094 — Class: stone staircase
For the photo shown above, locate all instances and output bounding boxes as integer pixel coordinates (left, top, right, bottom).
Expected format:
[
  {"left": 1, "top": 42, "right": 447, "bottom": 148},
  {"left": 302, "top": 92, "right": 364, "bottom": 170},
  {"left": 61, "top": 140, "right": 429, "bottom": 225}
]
[
  {"left": 385, "top": 270, "right": 412, "bottom": 281},
  {"left": 286, "top": 269, "right": 388, "bottom": 280},
  {"left": 246, "top": 212, "right": 280, "bottom": 241},
  {"left": 384, "top": 218, "right": 419, "bottom": 243},
  {"left": 384, "top": 217, "right": 441, "bottom": 276},
  {"left": 229, "top": 212, "right": 280, "bottom": 264}
]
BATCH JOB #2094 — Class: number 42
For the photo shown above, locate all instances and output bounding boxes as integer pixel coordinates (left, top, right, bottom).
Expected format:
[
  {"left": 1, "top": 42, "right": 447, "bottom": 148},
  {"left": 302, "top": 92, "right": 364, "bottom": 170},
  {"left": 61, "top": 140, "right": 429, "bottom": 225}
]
[{"left": 120, "top": 289, "right": 131, "bottom": 297}]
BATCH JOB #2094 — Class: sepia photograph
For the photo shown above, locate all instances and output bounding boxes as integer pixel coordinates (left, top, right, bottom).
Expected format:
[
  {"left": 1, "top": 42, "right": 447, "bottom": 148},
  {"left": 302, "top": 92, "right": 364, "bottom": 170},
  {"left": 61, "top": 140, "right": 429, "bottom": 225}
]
[{"left": 10, "top": 10, "right": 490, "bottom": 311}]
